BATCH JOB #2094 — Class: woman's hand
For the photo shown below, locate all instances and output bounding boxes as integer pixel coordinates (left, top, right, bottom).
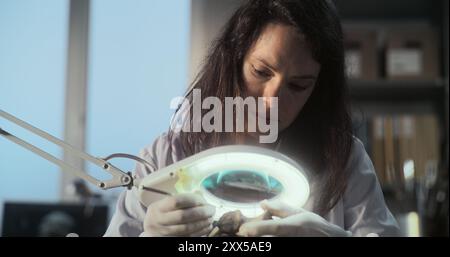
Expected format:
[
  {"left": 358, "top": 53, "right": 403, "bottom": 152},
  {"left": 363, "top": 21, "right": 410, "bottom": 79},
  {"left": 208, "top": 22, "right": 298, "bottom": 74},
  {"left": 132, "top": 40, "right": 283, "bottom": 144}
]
[
  {"left": 237, "top": 200, "right": 352, "bottom": 237},
  {"left": 141, "top": 193, "right": 216, "bottom": 237}
]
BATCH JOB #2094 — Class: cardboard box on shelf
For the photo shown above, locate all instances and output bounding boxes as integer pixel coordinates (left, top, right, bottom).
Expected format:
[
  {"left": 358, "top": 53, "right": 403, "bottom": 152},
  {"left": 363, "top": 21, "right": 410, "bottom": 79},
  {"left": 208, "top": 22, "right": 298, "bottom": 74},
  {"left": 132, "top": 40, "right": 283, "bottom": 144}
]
[
  {"left": 343, "top": 28, "right": 378, "bottom": 80},
  {"left": 385, "top": 27, "right": 439, "bottom": 80}
]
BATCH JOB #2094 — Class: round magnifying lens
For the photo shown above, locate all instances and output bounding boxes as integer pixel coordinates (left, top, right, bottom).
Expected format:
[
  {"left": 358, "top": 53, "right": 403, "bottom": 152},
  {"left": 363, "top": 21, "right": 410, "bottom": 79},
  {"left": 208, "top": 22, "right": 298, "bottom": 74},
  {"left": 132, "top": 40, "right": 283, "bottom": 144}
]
[{"left": 201, "top": 170, "right": 283, "bottom": 203}]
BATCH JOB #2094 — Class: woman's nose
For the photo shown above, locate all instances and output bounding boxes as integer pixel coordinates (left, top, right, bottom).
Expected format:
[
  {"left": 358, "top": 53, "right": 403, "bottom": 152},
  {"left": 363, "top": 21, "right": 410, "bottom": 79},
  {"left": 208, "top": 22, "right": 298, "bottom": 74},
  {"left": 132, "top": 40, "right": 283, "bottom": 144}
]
[{"left": 262, "top": 78, "right": 283, "bottom": 109}]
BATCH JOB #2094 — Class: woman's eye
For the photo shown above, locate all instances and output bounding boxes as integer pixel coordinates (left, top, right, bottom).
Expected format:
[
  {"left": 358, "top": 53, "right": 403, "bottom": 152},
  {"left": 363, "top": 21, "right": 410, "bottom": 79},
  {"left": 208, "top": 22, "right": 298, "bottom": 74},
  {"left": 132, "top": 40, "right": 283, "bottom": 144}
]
[
  {"left": 289, "top": 83, "right": 307, "bottom": 92},
  {"left": 252, "top": 65, "right": 271, "bottom": 78}
]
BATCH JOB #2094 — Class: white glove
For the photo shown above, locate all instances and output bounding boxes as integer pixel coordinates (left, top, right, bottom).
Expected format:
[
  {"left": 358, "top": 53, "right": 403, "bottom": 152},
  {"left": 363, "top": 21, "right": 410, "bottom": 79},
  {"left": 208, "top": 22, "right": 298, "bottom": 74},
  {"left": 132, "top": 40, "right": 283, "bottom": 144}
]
[
  {"left": 141, "top": 193, "right": 215, "bottom": 237},
  {"left": 236, "top": 199, "right": 352, "bottom": 237}
]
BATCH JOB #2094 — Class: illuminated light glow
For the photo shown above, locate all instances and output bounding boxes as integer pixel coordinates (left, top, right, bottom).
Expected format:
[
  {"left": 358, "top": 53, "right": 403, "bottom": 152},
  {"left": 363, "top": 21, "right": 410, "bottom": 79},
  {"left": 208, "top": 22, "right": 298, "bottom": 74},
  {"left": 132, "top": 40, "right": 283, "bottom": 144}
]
[
  {"left": 406, "top": 212, "right": 420, "bottom": 237},
  {"left": 138, "top": 145, "right": 310, "bottom": 220},
  {"left": 403, "top": 159, "right": 415, "bottom": 180}
]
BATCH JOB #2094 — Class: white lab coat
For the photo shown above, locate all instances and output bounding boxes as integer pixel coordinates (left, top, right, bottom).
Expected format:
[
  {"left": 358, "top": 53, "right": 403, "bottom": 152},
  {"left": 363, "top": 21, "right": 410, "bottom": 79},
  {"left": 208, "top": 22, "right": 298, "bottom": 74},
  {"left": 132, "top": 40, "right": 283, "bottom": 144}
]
[{"left": 104, "top": 133, "right": 400, "bottom": 237}]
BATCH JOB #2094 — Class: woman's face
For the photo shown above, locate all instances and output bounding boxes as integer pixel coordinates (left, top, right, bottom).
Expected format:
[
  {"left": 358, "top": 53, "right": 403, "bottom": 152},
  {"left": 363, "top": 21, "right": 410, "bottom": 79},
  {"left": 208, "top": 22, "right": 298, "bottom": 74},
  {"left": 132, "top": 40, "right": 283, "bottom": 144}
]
[{"left": 242, "top": 22, "right": 321, "bottom": 133}]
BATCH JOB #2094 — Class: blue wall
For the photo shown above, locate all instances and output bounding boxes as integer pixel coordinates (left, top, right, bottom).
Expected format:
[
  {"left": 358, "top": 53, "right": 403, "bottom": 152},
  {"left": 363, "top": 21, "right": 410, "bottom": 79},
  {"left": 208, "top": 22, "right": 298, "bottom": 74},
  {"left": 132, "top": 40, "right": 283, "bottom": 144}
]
[{"left": 0, "top": 0, "right": 190, "bottom": 226}]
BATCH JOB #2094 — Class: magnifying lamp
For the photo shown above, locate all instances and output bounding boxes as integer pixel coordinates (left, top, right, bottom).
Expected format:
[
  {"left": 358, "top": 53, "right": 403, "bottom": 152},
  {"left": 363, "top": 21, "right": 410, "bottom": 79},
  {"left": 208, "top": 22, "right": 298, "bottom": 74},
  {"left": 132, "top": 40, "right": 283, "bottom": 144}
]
[
  {"left": 137, "top": 145, "right": 310, "bottom": 219},
  {"left": 0, "top": 109, "right": 310, "bottom": 220}
]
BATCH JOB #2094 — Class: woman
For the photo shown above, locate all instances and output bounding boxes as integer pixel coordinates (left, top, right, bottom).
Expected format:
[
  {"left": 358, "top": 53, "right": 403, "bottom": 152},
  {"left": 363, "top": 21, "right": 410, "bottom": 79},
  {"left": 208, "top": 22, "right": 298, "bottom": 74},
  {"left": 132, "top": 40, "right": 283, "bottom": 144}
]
[{"left": 105, "top": 0, "right": 399, "bottom": 237}]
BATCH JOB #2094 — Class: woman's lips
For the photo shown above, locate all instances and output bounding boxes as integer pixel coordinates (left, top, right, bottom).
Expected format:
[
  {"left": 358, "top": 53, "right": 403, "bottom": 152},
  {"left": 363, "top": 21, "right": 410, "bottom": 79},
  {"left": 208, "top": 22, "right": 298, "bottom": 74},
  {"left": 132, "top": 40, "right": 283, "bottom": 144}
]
[
  {"left": 248, "top": 110, "right": 279, "bottom": 123},
  {"left": 266, "top": 117, "right": 279, "bottom": 123}
]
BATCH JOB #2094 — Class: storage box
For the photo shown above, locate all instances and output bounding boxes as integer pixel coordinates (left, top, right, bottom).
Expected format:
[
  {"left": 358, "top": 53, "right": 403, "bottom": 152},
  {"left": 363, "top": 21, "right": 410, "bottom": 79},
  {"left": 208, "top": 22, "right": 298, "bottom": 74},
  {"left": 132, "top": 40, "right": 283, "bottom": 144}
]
[
  {"left": 385, "top": 26, "right": 439, "bottom": 80},
  {"left": 343, "top": 28, "right": 378, "bottom": 80}
]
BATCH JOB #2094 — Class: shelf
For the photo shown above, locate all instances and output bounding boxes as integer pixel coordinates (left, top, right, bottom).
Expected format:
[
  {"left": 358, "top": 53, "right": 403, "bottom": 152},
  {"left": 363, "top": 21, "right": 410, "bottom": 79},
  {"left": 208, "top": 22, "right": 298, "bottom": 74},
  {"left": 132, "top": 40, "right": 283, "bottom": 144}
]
[
  {"left": 349, "top": 79, "right": 446, "bottom": 102},
  {"left": 335, "top": 0, "right": 443, "bottom": 22}
]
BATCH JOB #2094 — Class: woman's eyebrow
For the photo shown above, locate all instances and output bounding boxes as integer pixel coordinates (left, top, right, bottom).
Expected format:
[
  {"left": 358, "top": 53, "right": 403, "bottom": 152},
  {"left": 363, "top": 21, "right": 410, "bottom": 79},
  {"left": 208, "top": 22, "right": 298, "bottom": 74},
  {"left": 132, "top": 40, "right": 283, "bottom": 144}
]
[
  {"left": 291, "top": 75, "right": 317, "bottom": 80},
  {"left": 255, "top": 57, "right": 317, "bottom": 80},
  {"left": 255, "top": 57, "right": 279, "bottom": 71}
]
